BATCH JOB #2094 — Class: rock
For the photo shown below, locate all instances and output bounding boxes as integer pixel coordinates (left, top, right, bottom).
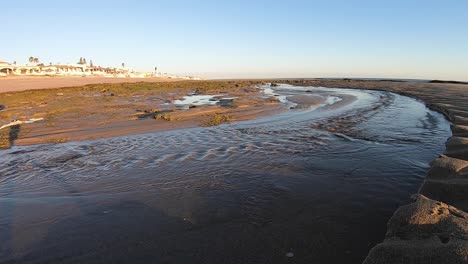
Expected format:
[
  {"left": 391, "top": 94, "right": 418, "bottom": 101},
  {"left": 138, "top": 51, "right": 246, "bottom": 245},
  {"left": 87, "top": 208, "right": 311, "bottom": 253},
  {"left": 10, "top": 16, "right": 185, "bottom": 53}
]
[
  {"left": 420, "top": 180, "right": 468, "bottom": 211},
  {"left": 452, "top": 125, "right": 468, "bottom": 134},
  {"left": 452, "top": 125, "right": 468, "bottom": 137},
  {"left": 363, "top": 195, "right": 468, "bottom": 264},
  {"left": 385, "top": 195, "right": 467, "bottom": 239},
  {"left": 445, "top": 137, "right": 468, "bottom": 160},
  {"left": 364, "top": 239, "right": 468, "bottom": 264},
  {"left": 426, "top": 155, "right": 468, "bottom": 179},
  {"left": 217, "top": 98, "right": 235, "bottom": 107},
  {"left": 420, "top": 155, "right": 468, "bottom": 210},
  {"left": 453, "top": 115, "right": 468, "bottom": 125},
  {"left": 56, "top": 93, "right": 64, "bottom": 96}
]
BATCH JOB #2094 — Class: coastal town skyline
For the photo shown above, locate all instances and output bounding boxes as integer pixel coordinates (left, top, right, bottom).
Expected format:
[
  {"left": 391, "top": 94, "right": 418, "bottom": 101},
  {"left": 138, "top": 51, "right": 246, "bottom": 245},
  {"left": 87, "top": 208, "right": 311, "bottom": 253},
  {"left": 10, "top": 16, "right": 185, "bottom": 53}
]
[
  {"left": 3, "top": 1, "right": 468, "bottom": 81},
  {"left": 0, "top": 57, "right": 201, "bottom": 79}
]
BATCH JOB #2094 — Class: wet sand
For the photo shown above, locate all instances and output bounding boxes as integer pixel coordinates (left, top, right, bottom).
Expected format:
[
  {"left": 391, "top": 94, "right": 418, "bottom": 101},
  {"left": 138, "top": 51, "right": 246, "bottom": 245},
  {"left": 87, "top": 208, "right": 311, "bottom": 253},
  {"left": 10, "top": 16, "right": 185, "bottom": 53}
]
[
  {"left": 16, "top": 104, "right": 285, "bottom": 146},
  {"left": 0, "top": 80, "right": 285, "bottom": 147},
  {"left": 287, "top": 95, "right": 325, "bottom": 108}
]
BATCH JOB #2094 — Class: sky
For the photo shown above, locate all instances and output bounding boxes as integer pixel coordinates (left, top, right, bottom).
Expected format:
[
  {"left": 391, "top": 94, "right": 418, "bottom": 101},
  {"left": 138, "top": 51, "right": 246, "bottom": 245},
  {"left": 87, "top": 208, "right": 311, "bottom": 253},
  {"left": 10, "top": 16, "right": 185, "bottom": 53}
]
[{"left": 1, "top": 0, "right": 468, "bottom": 80}]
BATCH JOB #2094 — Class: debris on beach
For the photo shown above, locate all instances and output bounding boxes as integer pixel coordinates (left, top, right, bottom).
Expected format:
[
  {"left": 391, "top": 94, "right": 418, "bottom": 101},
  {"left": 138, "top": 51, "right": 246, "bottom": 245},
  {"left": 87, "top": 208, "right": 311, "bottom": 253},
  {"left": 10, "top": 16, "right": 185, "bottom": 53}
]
[{"left": 0, "top": 118, "right": 44, "bottom": 130}]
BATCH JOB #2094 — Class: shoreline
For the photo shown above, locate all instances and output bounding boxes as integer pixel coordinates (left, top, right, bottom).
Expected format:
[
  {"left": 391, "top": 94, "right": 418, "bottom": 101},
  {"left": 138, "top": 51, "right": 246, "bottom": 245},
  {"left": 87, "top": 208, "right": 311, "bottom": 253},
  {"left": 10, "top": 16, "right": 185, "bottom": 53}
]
[
  {"left": 0, "top": 80, "right": 286, "bottom": 147},
  {"left": 1, "top": 78, "right": 467, "bottom": 263},
  {"left": 279, "top": 79, "right": 468, "bottom": 264}
]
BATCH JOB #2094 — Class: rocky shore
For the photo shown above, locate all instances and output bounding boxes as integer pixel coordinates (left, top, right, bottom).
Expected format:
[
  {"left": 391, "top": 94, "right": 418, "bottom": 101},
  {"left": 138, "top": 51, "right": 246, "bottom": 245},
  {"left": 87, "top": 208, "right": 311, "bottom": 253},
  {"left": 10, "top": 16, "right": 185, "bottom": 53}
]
[{"left": 281, "top": 79, "right": 468, "bottom": 264}]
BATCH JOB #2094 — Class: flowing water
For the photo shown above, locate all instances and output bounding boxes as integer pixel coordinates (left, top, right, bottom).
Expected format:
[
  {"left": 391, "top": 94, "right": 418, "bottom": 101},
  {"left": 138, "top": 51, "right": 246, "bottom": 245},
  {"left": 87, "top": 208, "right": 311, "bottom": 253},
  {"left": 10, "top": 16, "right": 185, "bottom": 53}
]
[{"left": 0, "top": 85, "right": 451, "bottom": 264}]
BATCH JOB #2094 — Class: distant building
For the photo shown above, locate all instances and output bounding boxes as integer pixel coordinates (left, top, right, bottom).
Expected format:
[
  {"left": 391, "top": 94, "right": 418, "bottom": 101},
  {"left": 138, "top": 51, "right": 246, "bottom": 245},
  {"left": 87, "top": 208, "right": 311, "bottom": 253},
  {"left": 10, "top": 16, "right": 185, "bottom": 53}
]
[
  {"left": 0, "top": 59, "right": 130, "bottom": 77},
  {"left": 0, "top": 58, "right": 197, "bottom": 79},
  {"left": 0, "top": 60, "right": 14, "bottom": 76}
]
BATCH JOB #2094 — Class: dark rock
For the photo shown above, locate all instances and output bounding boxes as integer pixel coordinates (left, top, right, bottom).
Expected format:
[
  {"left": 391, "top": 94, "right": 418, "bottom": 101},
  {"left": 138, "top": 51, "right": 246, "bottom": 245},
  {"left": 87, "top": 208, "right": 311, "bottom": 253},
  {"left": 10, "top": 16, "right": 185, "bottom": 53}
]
[
  {"left": 445, "top": 137, "right": 468, "bottom": 160},
  {"left": 420, "top": 180, "right": 468, "bottom": 211},
  {"left": 453, "top": 115, "right": 468, "bottom": 125},
  {"left": 452, "top": 125, "right": 468, "bottom": 135},
  {"left": 426, "top": 155, "right": 468, "bottom": 179},
  {"left": 364, "top": 195, "right": 468, "bottom": 264}
]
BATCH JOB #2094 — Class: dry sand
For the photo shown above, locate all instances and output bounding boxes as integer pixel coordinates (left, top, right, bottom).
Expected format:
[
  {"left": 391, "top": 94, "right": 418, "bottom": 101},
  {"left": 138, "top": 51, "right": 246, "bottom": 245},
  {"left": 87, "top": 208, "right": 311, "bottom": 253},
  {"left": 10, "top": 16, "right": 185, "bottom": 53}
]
[{"left": 0, "top": 76, "right": 180, "bottom": 93}]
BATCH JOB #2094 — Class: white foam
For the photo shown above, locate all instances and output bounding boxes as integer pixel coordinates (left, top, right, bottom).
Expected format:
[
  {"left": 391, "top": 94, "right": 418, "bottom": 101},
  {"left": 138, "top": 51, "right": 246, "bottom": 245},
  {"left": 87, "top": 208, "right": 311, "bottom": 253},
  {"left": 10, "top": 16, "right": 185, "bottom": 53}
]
[
  {"left": 174, "top": 95, "right": 222, "bottom": 105},
  {"left": 0, "top": 118, "right": 44, "bottom": 130}
]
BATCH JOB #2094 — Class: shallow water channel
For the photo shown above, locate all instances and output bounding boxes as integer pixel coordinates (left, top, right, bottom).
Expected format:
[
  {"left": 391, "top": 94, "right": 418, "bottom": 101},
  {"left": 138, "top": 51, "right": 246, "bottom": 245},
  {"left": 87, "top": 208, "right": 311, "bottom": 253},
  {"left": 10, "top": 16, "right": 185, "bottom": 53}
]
[{"left": 0, "top": 84, "right": 451, "bottom": 263}]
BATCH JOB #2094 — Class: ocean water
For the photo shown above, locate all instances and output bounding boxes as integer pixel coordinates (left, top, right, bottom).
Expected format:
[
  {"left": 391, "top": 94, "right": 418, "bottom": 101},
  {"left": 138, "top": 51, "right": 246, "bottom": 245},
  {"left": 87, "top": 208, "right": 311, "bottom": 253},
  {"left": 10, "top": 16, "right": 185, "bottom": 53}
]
[{"left": 0, "top": 85, "right": 451, "bottom": 263}]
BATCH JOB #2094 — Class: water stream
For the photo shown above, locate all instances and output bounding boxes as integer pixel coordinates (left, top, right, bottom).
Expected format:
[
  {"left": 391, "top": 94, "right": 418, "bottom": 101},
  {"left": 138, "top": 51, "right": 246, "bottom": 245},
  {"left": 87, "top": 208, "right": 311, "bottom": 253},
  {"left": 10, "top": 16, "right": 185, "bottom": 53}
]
[{"left": 0, "top": 85, "right": 451, "bottom": 263}]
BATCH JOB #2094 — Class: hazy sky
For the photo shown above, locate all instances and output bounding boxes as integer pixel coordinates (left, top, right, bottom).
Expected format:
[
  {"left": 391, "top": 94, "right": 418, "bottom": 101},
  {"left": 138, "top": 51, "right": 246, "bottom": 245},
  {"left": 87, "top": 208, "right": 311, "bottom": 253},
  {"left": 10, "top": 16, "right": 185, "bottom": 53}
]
[{"left": 2, "top": 0, "right": 467, "bottom": 80}]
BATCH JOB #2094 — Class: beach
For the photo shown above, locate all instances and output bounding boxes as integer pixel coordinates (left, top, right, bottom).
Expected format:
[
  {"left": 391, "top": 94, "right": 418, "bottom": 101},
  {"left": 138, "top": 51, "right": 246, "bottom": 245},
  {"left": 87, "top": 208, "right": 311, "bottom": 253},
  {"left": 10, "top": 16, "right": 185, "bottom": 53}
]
[
  {"left": 0, "top": 78, "right": 467, "bottom": 263},
  {"left": 4, "top": 77, "right": 465, "bottom": 149},
  {"left": 0, "top": 78, "right": 286, "bottom": 147},
  {"left": 0, "top": 76, "right": 180, "bottom": 93}
]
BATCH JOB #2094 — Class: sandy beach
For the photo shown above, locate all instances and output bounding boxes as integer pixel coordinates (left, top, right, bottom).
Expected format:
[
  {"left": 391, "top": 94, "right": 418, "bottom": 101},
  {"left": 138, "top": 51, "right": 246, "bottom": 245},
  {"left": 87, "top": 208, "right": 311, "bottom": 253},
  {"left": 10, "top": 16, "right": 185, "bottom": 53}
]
[
  {"left": 1, "top": 78, "right": 467, "bottom": 149},
  {"left": 1, "top": 77, "right": 467, "bottom": 263},
  {"left": 0, "top": 78, "right": 285, "bottom": 147},
  {"left": 0, "top": 76, "right": 180, "bottom": 93}
]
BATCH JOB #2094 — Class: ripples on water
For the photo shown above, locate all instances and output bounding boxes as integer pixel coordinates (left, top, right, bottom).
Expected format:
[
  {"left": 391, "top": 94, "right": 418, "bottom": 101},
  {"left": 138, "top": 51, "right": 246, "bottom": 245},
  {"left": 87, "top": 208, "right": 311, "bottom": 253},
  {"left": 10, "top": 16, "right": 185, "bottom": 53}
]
[{"left": 0, "top": 85, "right": 450, "bottom": 264}]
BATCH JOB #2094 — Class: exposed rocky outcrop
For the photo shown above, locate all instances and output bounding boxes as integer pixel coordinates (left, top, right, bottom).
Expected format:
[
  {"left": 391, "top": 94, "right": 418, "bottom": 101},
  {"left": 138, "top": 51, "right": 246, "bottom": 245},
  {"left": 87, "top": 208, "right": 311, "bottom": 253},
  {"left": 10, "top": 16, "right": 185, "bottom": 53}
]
[
  {"left": 454, "top": 115, "right": 468, "bottom": 125},
  {"left": 452, "top": 125, "right": 468, "bottom": 134},
  {"left": 445, "top": 137, "right": 468, "bottom": 160},
  {"left": 363, "top": 195, "right": 468, "bottom": 264},
  {"left": 426, "top": 155, "right": 468, "bottom": 179}
]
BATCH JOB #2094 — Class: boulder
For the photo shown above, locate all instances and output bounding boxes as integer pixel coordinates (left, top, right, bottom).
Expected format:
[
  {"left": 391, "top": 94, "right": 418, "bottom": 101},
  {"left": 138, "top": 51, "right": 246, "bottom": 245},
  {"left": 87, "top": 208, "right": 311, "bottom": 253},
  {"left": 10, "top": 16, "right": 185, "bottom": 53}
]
[
  {"left": 452, "top": 125, "right": 468, "bottom": 137},
  {"left": 445, "top": 137, "right": 468, "bottom": 160},
  {"left": 452, "top": 125, "right": 468, "bottom": 134},
  {"left": 426, "top": 155, "right": 468, "bottom": 179},
  {"left": 420, "top": 180, "right": 468, "bottom": 211},
  {"left": 363, "top": 195, "right": 468, "bottom": 264},
  {"left": 453, "top": 115, "right": 468, "bottom": 125}
]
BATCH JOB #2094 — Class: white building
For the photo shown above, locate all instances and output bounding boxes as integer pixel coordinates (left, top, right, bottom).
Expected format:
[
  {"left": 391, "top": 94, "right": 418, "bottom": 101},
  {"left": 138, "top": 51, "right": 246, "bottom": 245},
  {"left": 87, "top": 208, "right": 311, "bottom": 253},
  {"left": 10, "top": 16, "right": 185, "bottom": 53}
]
[
  {"left": 0, "top": 60, "right": 14, "bottom": 76},
  {"left": 0, "top": 59, "right": 129, "bottom": 77}
]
